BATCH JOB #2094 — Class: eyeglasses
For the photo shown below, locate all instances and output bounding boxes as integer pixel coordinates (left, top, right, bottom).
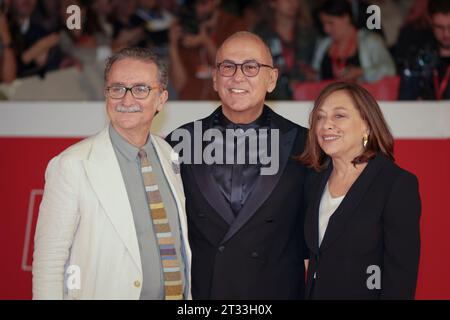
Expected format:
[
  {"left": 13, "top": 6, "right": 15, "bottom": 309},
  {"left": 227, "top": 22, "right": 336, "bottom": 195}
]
[
  {"left": 105, "top": 85, "right": 159, "bottom": 99},
  {"left": 216, "top": 60, "right": 274, "bottom": 77}
]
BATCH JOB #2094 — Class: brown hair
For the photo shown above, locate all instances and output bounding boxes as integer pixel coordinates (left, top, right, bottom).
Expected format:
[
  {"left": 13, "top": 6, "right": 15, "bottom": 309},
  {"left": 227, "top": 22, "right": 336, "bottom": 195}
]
[{"left": 297, "top": 82, "right": 394, "bottom": 172}]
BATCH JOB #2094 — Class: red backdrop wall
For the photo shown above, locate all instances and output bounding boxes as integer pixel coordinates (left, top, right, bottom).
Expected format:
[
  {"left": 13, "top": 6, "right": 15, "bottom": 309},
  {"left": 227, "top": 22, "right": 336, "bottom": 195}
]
[{"left": 0, "top": 137, "right": 449, "bottom": 299}]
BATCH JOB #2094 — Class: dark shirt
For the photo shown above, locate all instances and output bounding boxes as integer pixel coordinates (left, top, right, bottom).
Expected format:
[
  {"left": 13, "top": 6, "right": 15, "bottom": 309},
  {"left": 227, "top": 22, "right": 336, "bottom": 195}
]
[
  {"left": 209, "top": 107, "right": 272, "bottom": 216},
  {"left": 111, "top": 14, "right": 145, "bottom": 39},
  {"left": 321, "top": 51, "right": 361, "bottom": 80},
  {"left": 255, "top": 23, "right": 318, "bottom": 99},
  {"left": 15, "top": 20, "right": 63, "bottom": 78},
  {"left": 111, "top": 14, "right": 146, "bottom": 49},
  {"left": 398, "top": 34, "right": 450, "bottom": 100}
]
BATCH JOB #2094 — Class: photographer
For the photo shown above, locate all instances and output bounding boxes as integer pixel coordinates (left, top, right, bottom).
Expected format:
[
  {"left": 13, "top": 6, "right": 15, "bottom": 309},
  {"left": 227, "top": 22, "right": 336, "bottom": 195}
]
[
  {"left": 398, "top": 0, "right": 450, "bottom": 100},
  {"left": 169, "top": 0, "right": 246, "bottom": 100}
]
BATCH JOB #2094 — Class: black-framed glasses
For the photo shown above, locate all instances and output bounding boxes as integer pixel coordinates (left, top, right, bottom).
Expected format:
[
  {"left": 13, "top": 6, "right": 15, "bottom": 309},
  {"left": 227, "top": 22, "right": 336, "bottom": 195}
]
[
  {"left": 216, "top": 60, "right": 274, "bottom": 77},
  {"left": 105, "top": 85, "right": 160, "bottom": 99}
]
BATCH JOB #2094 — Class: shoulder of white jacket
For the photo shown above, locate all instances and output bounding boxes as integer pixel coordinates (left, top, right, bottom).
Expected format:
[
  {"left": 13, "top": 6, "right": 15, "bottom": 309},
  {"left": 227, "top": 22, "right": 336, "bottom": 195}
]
[
  {"left": 57, "top": 128, "right": 107, "bottom": 161},
  {"left": 151, "top": 134, "right": 173, "bottom": 155},
  {"left": 151, "top": 134, "right": 181, "bottom": 173},
  {"left": 357, "top": 29, "right": 383, "bottom": 43}
]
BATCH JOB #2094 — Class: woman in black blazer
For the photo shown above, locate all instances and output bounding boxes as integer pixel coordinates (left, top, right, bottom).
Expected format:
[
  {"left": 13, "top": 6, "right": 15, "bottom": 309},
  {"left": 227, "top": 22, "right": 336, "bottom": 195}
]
[{"left": 298, "top": 82, "right": 421, "bottom": 299}]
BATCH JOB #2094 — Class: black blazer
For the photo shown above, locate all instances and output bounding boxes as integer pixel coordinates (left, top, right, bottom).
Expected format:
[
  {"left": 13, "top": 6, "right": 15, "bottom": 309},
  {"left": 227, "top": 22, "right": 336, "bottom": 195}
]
[
  {"left": 304, "top": 153, "right": 421, "bottom": 300},
  {"left": 167, "top": 106, "right": 309, "bottom": 299}
]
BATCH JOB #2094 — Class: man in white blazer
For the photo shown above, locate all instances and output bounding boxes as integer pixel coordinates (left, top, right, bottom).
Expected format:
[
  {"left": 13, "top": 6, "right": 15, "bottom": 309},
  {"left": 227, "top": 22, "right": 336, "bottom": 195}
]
[{"left": 32, "top": 47, "right": 191, "bottom": 300}]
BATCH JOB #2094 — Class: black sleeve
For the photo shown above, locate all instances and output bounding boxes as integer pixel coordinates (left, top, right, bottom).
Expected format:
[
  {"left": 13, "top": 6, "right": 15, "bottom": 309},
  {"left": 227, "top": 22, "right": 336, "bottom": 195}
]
[
  {"left": 301, "top": 166, "right": 316, "bottom": 260},
  {"left": 381, "top": 171, "right": 421, "bottom": 299}
]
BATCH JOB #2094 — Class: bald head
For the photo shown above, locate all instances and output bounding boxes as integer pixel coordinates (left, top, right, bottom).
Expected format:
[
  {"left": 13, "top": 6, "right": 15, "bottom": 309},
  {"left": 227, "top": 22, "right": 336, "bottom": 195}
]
[
  {"left": 212, "top": 31, "right": 278, "bottom": 124},
  {"left": 216, "top": 31, "right": 274, "bottom": 66}
]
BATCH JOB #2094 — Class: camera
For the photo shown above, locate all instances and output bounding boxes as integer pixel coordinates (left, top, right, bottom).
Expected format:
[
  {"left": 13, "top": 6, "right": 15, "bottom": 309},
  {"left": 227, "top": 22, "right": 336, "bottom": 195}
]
[{"left": 398, "top": 45, "right": 439, "bottom": 99}]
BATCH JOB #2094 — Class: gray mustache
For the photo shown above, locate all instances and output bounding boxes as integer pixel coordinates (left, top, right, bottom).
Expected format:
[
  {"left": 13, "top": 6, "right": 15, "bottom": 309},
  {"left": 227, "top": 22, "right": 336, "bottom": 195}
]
[{"left": 115, "top": 104, "right": 143, "bottom": 113}]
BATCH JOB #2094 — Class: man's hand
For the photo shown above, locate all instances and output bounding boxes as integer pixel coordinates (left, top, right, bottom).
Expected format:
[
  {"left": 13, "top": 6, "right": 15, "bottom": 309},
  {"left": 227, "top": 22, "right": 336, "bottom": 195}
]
[{"left": 22, "top": 33, "right": 60, "bottom": 65}]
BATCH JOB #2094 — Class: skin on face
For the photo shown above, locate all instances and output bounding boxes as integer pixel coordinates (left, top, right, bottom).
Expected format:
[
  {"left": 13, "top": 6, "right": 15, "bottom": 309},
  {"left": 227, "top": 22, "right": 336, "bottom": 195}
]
[
  {"left": 315, "top": 90, "right": 369, "bottom": 162},
  {"left": 320, "top": 13, "right": 353, "bottom": 42},
  {"left": 213, "top": 35, "right": 278, "bottom": 124},
  {"left": 105, "top": 58, "right": 168, "bottom": 145},
  {"left": 272, "top": 0, "right": 300, "bottom": 18},
  {"left": 432, "top": 13, "right": 450, "bottom": 50}
]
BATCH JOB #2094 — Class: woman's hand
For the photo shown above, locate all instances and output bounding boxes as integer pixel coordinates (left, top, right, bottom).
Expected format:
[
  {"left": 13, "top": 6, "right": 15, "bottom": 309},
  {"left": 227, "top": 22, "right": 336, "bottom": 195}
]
[{"left": 336, "top": 66, "right": 364, "bottom": 82}]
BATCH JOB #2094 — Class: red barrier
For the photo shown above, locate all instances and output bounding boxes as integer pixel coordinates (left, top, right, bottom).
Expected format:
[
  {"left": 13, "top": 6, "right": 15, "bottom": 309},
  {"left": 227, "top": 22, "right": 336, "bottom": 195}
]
[
  {"left": 0, "top": 137, "right": 449, "bottom": 299},
  {"left": 293, "top": 76, "right": 401, "bottom": 101}
]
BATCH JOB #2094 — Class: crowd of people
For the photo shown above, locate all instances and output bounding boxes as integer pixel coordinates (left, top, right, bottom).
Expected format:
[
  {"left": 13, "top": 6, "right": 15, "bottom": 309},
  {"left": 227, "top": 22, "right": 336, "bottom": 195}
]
[{"left": 0, "top": 0, "right": 449, "bottom": 100}]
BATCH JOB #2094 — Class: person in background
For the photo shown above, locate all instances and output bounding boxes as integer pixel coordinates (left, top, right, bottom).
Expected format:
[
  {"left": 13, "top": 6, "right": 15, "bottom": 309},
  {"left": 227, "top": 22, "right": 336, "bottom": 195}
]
[
  {"left": 33, "top": 0, "right": 61, "bottom": 33},
  {"left": 310, "top": 0, "right": 395, "bottom": 83},
  {"left": 135, "top": 0, "right": 174, "bottom": 57},
  {"left": 168, "top": 0, "right": 246, "bottom": 100},
  {"left": 110, "top": 0, "right": 146, "bottom": 52},
  {"left": 0, "top": 7, "right": 17, "bottom": 83},
  {"left": 398, "top": 0, "right": 450, "bottom": 100},
  {"left": 299, "top": 82, "right": 421, "bottom": 299},
  {"left": 254, "top": 0, "right": 317, "bottom": 100},
  {"left": 83, "top": 0, "right": 115, "bottom": 48},
  {"left": 395, "top": 0, "right": 433, "bottom": 71},
  {"left": 7, "top": 0, "right": 63, "bottom": 78},
  {"left": 369, "top": 0, "right": 412, "bottom": 51},
  {"left": 57, "top": 0, "right": 92, "bottom": 67}
]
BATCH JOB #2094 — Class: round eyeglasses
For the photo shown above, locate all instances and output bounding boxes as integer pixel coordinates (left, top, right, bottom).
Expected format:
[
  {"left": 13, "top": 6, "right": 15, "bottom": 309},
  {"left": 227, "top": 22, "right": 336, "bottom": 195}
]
[
  {"left": 105, "top": 85, "right": 160, "bottom": 99},
  {"left": 216, "top": 60, "right": 274, "bottom": 77}
]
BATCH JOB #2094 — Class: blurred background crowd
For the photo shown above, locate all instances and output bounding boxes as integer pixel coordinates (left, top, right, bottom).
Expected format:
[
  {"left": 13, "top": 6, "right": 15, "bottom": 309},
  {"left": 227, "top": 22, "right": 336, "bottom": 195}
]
[{"left": 0, "top": 0, "right": 449, "bottom": 101}]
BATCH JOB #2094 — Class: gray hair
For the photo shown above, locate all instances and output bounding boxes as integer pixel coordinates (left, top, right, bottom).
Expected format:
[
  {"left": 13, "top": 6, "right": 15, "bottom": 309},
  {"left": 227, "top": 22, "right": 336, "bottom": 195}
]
[{"left": 104, "top": 47, "right": 168, "bottom": 89}]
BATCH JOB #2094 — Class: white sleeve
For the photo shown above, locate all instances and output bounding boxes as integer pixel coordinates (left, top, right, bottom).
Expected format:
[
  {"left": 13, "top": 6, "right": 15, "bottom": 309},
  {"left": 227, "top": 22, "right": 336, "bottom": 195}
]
[{"left": 32, "top": 155, "right": 81, "bottom": 300}]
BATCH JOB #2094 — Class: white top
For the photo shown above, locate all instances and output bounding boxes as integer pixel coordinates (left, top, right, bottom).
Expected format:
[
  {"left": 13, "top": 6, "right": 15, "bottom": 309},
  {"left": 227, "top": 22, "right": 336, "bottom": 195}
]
[{"left": 318, "top": 182, "right": 345, "bottom": 247}]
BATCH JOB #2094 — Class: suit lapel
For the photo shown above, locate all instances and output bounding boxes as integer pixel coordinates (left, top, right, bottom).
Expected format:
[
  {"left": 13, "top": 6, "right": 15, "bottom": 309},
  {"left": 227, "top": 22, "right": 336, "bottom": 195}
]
[
  {"left": 84, "top": 126, "right": 142, "bottom": 272},
  {"left": 220, "top": 127, "right": 297, "bottom": 245},
  {"left": 190, "top": 164, "right": 236, "bottom": 226},
  {"left": 319, "top": 154, "right": 387, "bottom": 252},
  {"left": 304, "top": 162, "right": 332, "bottom": 255},
  {"left": 189, "top": 109, "right": 236, "bottom": 226}
]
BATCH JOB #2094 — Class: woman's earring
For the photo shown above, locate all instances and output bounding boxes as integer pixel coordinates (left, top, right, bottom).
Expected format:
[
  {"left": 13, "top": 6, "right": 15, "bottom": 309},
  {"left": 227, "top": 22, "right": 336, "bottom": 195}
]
[{"left": 363, "top": 134, "right": 369, "bottom": 148}]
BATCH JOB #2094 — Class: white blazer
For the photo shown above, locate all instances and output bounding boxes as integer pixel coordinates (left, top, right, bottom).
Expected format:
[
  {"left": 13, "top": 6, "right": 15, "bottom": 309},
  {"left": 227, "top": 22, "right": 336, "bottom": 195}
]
[{"left": 32, "top": 126, "right": 192, "bottom": 300}]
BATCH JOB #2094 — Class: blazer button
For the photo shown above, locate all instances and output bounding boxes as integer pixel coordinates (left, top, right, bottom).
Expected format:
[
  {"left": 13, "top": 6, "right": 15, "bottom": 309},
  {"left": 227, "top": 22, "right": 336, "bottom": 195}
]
[
  {"left": 251, "top": 252, "right": 259, "bottom": 258},
  {"left": 134, "top": 280, "right": 141, "bottom": 288},
  {"left": 218, "top": 246, "right": 225, "bottom": 253}
]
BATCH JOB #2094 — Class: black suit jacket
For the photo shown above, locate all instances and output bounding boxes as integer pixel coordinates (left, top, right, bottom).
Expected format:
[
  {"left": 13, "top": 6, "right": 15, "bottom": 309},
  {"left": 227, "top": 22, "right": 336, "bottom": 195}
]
[
  {"left": 304, "top": 154, "right": 421, "bottom": 300},
  {"left": 167, "top": 106, "right": 309, "bottom": 299}
]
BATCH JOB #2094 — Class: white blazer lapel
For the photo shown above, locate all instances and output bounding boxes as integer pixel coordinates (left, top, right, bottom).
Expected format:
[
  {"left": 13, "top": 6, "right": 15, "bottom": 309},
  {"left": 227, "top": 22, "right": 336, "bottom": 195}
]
[{"left": 84, "top": 127, "right": 142, "bottom": 273}]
